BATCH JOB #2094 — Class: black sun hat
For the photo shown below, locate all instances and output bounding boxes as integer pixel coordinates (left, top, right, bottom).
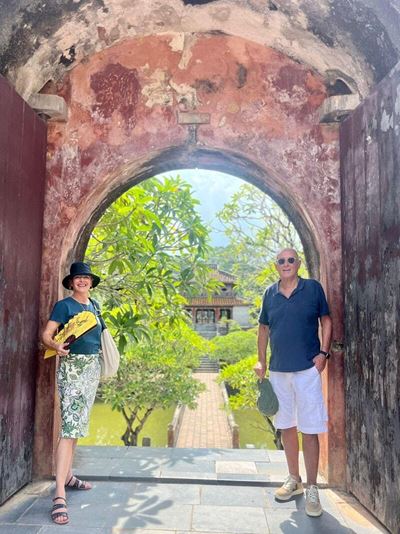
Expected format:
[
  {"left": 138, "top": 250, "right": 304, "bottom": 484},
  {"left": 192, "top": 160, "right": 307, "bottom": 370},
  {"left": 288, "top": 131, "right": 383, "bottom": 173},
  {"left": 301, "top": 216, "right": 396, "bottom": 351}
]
[{"left": 62, "top": 262, "right": 101, "bottom": 289}]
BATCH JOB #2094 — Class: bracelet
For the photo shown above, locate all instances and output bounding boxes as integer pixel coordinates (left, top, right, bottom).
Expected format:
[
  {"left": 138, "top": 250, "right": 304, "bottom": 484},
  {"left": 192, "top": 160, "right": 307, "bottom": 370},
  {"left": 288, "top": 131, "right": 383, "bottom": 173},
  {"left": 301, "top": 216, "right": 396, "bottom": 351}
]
[{"left": 319, "top": 350, "right": 330, "bottom": 359}]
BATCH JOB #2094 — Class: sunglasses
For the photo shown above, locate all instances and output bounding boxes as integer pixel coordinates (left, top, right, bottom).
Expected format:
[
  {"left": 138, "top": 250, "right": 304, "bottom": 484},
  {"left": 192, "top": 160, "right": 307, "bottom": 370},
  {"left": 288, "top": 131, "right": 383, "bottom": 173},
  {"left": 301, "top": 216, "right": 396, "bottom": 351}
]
[{"left": 276, "top": 257, "right": 297, "bottom": 265}]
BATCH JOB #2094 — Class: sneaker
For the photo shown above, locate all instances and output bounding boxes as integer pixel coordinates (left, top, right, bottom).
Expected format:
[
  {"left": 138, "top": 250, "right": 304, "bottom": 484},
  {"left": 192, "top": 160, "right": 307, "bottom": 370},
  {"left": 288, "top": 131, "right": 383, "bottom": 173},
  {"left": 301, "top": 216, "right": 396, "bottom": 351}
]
[
  {"left": 275, "top": 474, "right": 304, "bottom": 501},
  {"left": 305, "top": 485, "right": 322, "bottom": 517}
]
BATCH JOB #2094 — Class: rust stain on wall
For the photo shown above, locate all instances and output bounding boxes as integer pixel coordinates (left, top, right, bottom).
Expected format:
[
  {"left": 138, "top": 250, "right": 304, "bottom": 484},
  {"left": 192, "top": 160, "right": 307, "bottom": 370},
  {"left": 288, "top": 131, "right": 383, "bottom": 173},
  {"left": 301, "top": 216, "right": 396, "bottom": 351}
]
[{"left": 90, "top": 63, "right": 140, "bottom": 131}]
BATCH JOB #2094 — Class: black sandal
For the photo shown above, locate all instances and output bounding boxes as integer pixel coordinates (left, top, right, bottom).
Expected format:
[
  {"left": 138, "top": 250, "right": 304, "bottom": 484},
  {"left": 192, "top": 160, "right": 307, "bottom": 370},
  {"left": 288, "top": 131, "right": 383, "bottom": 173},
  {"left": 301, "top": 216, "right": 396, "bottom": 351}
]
[
  {"left": 51, "top": 496, "right": 69, "bottom": 525},
  {"left": 65, "top": 475, "right": 92, "bottom": 490}
]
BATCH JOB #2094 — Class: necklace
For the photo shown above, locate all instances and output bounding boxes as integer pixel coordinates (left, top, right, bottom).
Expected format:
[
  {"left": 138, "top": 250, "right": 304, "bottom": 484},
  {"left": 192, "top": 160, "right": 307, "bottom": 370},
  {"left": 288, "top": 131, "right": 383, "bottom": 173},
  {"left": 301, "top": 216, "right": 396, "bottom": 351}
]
[{"left": 72, "top": 297, "right": 91, "bottom": 311}]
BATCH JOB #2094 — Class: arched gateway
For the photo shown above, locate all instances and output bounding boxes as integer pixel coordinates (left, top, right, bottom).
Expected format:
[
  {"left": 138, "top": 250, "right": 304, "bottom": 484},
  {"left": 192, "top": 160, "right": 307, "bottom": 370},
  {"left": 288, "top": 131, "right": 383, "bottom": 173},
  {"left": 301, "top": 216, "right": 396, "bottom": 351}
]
[
  {"left": 32, "top": 32, "right": 345, "bottom": 486},
  {"left": 2, "top": 1, "right": 400, "bottom": 529}
]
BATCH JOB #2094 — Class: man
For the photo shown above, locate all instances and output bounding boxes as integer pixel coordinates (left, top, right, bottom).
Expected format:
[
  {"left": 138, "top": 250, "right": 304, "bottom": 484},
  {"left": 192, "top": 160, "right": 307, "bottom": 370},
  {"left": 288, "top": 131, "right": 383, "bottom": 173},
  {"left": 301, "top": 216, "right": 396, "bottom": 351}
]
[{"left": 254, "top": 248, "right": 332, "bottom": 517}]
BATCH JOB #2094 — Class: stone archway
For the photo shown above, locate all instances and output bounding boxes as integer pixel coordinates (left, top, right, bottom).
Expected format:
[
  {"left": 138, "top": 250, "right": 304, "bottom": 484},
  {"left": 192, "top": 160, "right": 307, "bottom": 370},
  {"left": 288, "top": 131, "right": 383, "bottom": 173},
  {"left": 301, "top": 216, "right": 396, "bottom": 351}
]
[
  {"left": 33, "top": 32, "right": 345, "bottom": 486},
  {"left": 72, "top": 148, "right": 321, "bottom": 278}
]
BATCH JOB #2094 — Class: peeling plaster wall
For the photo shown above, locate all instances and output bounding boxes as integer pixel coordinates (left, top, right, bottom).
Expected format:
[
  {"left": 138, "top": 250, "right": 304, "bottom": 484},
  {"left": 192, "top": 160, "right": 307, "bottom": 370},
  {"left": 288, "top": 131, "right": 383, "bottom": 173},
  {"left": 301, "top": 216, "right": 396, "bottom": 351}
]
[
  {"left": 1, "top": 0, "right": 400, "bottom": 99},
  {"left": 33, "top": 33, "right": 346, "bottom": 485},
  {"left": 340, "top": 61, "right": 400, "bottom": 533}
]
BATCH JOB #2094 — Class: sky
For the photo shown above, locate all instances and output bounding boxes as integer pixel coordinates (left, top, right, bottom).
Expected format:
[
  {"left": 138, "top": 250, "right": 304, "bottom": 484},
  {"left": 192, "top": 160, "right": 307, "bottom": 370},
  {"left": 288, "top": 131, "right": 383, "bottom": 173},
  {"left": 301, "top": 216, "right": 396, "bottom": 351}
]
[{"left": 160, "top": 169, "right": 246, "bottom": 247}]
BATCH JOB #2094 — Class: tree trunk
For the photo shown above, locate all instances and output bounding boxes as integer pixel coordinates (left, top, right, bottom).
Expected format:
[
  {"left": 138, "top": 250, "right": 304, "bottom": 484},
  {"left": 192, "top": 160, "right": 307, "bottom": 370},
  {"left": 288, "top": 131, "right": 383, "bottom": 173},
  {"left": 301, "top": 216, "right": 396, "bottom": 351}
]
[
  {"left": 264, "top": 416, "right": 283, "bottom": 450},
  {"left": 120, "top": 406, "right": 154, "bottom": 446}
]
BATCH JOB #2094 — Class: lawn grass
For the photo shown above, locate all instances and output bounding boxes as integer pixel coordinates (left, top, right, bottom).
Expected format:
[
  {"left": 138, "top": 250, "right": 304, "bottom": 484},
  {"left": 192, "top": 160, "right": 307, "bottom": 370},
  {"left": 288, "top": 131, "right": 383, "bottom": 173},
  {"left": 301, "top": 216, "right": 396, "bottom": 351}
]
[
  {"left": 80, "top": 403, "right": 299, "bottom": 451},
  {"left": 79, "top": 402, "right": 175, "bottom": 447},
  {"left": 233, "top": 408, "right": 278, "bottom": 449}
]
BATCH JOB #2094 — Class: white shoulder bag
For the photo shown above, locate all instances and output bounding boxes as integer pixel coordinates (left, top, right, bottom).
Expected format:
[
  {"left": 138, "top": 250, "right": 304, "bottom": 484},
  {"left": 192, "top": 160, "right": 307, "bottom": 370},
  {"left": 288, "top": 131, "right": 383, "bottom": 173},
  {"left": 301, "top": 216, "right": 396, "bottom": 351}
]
[{"left": 90, "top": 299, "right": 120, "bottom": 379}]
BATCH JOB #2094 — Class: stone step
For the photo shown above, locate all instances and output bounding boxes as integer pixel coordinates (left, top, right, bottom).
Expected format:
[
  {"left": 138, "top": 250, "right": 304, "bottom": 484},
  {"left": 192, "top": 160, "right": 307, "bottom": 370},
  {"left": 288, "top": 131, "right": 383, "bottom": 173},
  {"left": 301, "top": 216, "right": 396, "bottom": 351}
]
[
  {"left": 195, "top": 356, "right": 219, "bottom": 372},
  {"left": 72, "top": 446, "right": 325, "bottom": 487}
]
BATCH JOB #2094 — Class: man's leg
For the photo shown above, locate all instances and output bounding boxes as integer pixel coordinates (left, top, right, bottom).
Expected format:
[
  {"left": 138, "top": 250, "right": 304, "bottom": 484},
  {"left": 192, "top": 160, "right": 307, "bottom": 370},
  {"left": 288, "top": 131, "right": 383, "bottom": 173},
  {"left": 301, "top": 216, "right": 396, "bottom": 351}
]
[
  {"left": 275, "top": 426, "right": 304, "bottom": 501},
  {"left": 269, "top": 372, "right": 304, "bottom": 500},
  {"left": 295, "top": 365, "right": 326, "bottom": 517},
  {"left": 302, "top": 433, "right": 319, "bottom": 486},
  {"left": 274, "top": 426, "right": 304, "bottom": 500},
  {"left": 302, "top": 433, "right": 322, "bottom": 517},
  {"left": 281, "top": 426, "right": 300, "bottom": 480}
]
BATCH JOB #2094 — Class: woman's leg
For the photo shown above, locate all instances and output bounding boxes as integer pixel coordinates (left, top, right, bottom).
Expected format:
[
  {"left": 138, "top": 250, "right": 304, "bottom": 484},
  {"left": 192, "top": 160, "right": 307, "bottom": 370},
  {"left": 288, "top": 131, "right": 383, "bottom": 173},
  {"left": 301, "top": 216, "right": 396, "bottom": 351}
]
[
  {"left": 65, "top": 440, "right": 92, "bottom": 490},
  {"left": 55, "top": 438, "right": 76, "bottom": 496},
  {"left": 52, "top": 437, "right": 75, "bottom": 525},
  {"left": 65, "top": 440, "right": 77, "bottom": 484}
]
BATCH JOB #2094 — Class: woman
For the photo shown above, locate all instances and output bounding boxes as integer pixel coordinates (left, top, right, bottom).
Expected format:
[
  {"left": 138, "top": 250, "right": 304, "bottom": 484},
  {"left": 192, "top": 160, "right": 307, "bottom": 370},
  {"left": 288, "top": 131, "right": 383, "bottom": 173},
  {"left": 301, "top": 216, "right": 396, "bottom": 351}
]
[{"left": 42, "top": 261, "right": 102, "bottom": 525}]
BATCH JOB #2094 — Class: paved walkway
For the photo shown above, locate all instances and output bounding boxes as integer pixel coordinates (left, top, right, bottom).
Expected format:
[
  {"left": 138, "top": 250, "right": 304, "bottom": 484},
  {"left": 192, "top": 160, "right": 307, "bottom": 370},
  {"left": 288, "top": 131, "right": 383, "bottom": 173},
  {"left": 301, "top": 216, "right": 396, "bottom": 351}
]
[
  {"left": 0, "top": 448, "right": 388, "bottom": 533},
  {"left": 176, "top": 373, "right": 231, "bottom": 449}
]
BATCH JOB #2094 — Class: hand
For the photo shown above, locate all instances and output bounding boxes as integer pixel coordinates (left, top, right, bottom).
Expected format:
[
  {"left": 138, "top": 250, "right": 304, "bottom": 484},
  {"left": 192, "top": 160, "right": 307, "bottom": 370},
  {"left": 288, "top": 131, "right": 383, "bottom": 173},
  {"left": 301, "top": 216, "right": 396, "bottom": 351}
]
[
  {"left": 55, "top": 342, "right": 70, "bottom": 357},
  {"left": 312, "top": 354, "right": 327, "bottom": 373},
  {"left": 254, "top": 361, "right": 266, "bottom": 379}
]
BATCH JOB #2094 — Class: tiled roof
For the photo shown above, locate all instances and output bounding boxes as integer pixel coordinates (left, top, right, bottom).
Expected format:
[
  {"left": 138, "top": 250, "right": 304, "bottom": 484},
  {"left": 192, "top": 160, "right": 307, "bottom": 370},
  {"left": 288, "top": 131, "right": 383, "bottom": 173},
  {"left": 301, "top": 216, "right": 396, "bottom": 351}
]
[
  {"left": 186, "top": 297, "right": 249, "bottom": 306},
  {"left": 210, "top": 268, "right": 236, "bottom": 283}
]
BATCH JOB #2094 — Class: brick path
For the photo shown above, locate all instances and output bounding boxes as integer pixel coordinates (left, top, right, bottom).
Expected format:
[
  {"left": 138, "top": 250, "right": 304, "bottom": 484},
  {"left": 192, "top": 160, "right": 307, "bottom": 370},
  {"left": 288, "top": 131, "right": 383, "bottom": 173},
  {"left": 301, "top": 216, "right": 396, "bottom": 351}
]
[{"left": 176, "top": 372, "right": 232, "bottom": 448}]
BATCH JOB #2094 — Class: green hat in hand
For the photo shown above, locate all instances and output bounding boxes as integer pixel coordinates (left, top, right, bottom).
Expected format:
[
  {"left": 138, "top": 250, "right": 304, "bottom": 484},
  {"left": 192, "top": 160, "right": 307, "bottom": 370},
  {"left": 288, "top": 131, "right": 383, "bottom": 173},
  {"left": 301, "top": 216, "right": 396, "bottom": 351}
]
[{"left": 257, "top": 378, "right": 279, "bottom": 417}]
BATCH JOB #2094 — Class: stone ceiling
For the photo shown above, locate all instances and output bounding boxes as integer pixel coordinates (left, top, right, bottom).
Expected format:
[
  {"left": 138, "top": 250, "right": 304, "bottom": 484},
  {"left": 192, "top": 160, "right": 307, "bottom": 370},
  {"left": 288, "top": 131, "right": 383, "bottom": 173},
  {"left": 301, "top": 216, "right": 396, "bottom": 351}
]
[{"left": 0, "top": 0, "right": 399, "bottom": 99}]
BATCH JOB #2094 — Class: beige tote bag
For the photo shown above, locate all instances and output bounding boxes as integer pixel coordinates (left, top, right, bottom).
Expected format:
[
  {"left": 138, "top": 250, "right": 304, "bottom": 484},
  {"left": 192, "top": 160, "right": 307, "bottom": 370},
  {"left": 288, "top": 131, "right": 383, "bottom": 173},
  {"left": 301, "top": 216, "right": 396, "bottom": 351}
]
[
  {"left": 89, "top": 298, "right": 120, "bottom": 379},
  {"left": 100, "top": 328, "right": 120, "bottom": 379}
]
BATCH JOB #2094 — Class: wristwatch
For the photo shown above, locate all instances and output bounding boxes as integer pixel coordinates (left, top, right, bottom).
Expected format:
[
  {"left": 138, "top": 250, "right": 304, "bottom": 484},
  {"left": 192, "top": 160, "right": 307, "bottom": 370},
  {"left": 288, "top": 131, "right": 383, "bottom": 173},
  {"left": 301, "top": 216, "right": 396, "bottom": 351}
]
[{"left": 319, "top": 350, "right": 330, "bottom": 359}]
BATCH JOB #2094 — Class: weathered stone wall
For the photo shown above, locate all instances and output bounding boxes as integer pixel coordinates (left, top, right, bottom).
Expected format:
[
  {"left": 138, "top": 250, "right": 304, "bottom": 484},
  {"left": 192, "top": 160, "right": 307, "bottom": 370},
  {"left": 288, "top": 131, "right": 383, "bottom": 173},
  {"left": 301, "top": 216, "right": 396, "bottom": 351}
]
[
  {"left": 34, "top": 33, "right": 346, "bottom": 485},
  {"left": 2, "top": 0, "right": 400, "bottom": 100},
  {"left": 340, "top": 62, "right": 400, "bottom": 532}
]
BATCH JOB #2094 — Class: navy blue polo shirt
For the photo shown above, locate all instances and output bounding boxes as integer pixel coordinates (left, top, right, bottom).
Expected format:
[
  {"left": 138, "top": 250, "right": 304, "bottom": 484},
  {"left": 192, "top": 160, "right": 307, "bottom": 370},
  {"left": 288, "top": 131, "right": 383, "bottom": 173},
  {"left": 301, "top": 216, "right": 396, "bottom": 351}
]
[
  {"left": 50, "top": 297, "right": 102, "bottom": 354},
  {"left": 258, "top": 277, "right": 330, "bottom": 372}
]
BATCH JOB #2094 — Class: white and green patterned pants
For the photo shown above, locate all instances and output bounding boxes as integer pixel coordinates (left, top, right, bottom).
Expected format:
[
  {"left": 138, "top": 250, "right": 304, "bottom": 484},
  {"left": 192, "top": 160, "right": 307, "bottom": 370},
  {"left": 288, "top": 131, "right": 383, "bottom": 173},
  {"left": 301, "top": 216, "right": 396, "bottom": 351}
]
[{"left": 57, "top": 353, "right": 101, "bottom": 439}]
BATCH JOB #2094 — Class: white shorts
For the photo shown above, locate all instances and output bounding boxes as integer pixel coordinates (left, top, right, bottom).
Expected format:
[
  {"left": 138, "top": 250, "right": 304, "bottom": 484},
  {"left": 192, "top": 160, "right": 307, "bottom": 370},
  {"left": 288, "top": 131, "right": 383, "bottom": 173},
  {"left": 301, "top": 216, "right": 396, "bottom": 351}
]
[{"left": 269, "top": 366, "right": 328, "bottom": 434}]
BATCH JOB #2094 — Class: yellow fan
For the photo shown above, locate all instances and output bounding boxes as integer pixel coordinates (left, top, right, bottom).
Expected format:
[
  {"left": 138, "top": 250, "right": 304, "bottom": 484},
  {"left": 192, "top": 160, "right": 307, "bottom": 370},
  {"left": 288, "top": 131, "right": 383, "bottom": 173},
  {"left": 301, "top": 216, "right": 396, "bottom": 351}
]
[{"left": 44, "top": 311, "right": 98, "bottom": 359}]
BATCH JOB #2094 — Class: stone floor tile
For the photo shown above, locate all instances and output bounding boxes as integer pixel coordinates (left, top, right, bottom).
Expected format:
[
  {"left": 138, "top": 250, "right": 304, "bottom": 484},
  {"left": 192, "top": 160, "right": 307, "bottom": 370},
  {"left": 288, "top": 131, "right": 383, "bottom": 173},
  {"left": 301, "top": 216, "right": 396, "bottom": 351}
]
[
  {"left": 110, "top": 460, "right": 162, "bottom": 478},
  {"left": 255, "top": 462, "right": 298, "bottom": 476},
  {"left": 264, "top": 488, "right": 305, "bottom": 510},
  {"left": 216, "top": 473, "right": 268, "bottom": 483},
  {"left": 171, "top": 448, "right": 268, "bottom": 462},
  {"left": 0, "top": 526, "right": 41, "bottom": 533},
  {"left": 161, "top": 460, "right": 215, "bottom": 473},
  {"left": 336, "top": 502, "right": 389, "bottom": 533},
  {"left": 75, "top": 446, "right": 127, "bottom": 459},
  {"left": 23, "top": 481, "right": 54, "bottom": 496},
  {"left": 215, "top": 461, "right": 258, "bottom": 474},
  {"left": 17, "top": 497, "right": 109, "bottom": 528},
  {"left": 112, "top": 530, "right": 176, "bottom": 534},
  {"left": 192, "top": 504, "right": 269, "bottom": 533},
  {"left": 264, "top": 507, "right": 354, "bottom": 534},
  {"left": 106, "top": 503, "right": 192, "bottom": 530},
  {"left": 0, "top": 494, "right": 38, "bottom": 523},
  {"left": 122, "top": 448, "right": 174, "bottom": 460},
  {"left": 200, "top": 485, "right": 266, "bottom": 507},
  {"left": 159, "top": 472, "right": 217, "bottom": 481},
  {"left": 39, "top": 527, "right": 109, "bottom": 533},
  {"left": 74, "top": 459, "right": 120, "bottom": 478},
  {"left": 133, "top": 483, "right": 200, "bottom": 505}
]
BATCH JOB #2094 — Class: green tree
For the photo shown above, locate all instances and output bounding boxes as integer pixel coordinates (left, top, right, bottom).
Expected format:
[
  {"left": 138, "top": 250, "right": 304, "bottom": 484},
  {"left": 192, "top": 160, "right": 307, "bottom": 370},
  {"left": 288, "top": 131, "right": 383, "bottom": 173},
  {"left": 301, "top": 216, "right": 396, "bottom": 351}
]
[
  {"left": 87, "top": 176, "right": 217, "bottom": 350},
  {"left": 218, "top": 356, "right": 282, "bottom": 449},
  {"left": 86, "top": 176, "right": 216, "bottom": 445},
  {"left": 100, "top": 323, "right": 209, "bottom": 445},
  {"left": 213, "top": 183, "right": 308, "bottom": 314},
  {"left": 210, "top": 328, "right": 257, "bottom": 365}
]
